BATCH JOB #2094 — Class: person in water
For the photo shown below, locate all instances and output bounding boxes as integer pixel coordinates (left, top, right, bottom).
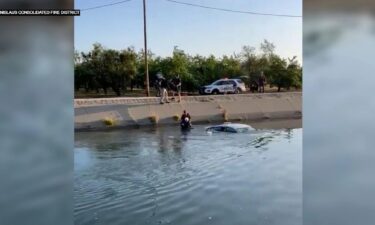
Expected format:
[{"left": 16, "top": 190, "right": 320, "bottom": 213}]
[
  {"left": 180, "top": 110, "right": 191, "bottom": 128},
  {"left": 186, "top": 113, "right": 191, "bottom": 121},
  {"left": 181, "top": 110, "right": 187, "bottom": 120}
]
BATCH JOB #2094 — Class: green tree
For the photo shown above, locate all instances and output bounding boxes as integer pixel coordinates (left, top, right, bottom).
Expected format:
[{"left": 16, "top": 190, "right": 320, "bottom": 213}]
[
  {"left": 120, "top": 47, "right": 137, "bottom": 91},
  {"left": 74, "top": 40, "right": 302, "bottom": 96},
  {"left": 220, "top": 55, "right": 241, "bottom": 78},
  {"left": 286, "top": 56, "right": 302, "bottom": 89},
  {"left": 260, "top": 39, "right": 275, "bottom": 58},
  {"left": 266, "top": 55, "right": 302, "bottom": 92},
  {"left": 240, "top": 45, "right": 258, "bottom": 85}
]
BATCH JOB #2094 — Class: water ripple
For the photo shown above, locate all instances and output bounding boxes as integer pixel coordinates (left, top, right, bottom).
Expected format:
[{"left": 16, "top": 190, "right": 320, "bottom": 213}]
[{"left": 75, "top": 122, "right": 302, "bottom": 225}]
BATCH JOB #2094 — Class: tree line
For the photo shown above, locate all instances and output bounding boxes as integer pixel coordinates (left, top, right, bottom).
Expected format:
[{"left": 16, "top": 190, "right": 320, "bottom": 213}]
[{"left": 74, "top": 39, "right": 302, "bottom": 96}]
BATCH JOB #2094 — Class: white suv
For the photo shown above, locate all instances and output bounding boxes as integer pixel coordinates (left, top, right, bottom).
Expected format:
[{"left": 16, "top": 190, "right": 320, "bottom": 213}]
[{"left": 199, "top": 78, "right": 246, "bottom": 95}]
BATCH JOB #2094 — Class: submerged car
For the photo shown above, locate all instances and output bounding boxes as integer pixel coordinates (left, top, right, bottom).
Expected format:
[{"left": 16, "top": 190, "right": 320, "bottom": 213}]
[
  {"left": 205, "top": 123, "right": 254, "bottom": 133},
  {"left": 199, "top": 78, "right": 246, "bottom": 95}
]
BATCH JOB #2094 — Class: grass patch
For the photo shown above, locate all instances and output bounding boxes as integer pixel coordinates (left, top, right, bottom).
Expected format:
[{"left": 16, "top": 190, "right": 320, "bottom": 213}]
[
  {"left": 172, "top": 114, "right": 180, "bottom": 121},
  {"left": 149, "top": 115, "right": 159, "bottom": 124},
  {"left": 103, "top": 117, "right": 116, "bottom": 126}
]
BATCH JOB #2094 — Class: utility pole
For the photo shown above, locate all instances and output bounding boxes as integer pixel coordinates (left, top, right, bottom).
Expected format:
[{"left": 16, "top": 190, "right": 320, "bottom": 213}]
[{"left": 143, "top": 0, "right": 150, "bottom": 96}]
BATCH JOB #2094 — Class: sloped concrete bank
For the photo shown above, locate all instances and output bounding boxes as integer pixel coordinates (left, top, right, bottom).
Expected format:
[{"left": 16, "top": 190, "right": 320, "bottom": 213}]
[{"left": 74, "top": 92, "right": 302, "bottom": 131}]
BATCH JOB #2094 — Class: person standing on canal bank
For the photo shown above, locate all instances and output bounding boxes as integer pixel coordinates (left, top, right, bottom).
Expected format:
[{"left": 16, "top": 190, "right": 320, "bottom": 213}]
[
  {"left": 155, "top": 72, "right": 165, "bottom": 97},
  {"left": 159, "top": 75, "right": 170, "bottom": 104},
  {"left": 170, "top": 75, "right": 182, "bottom": 102},
  {"left": 258, "top": 72, "right": 266, "bottom": 93}
]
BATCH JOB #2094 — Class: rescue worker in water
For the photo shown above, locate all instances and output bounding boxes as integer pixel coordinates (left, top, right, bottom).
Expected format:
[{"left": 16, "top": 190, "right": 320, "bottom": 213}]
[{"left": 180, "top": 110, "right": 192, "bottom": 129}]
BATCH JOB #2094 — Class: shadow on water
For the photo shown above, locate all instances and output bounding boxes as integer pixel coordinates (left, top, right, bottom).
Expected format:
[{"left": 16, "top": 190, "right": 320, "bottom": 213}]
[
  {"left": 248, "top": 129, "right": 295, "bottom": 150},
  {"left": 249, "top": 134, "right": 275, "bottom": 149}
]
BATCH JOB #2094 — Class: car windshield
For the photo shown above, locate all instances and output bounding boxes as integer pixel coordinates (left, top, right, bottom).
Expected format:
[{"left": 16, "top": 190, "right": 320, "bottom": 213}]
[
  {"left": 211, "top": 80, "right": 223, "bottom": 85},
  {"left": 207, "top": 126, "right": 238, "bottom": 133},
  {"left": 236, "top": 79, "right": 244, "bottom": 84},
  {"left": 236, "top": 128, "right": 249, "bottom": 133}
]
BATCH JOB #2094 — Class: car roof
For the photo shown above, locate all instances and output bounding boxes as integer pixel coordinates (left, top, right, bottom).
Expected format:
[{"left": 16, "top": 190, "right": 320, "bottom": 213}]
[
  {"left": 216, "top": 78, "right": 241, "bottom": 82},
  {"left": 206, "top": 123, "right": 253, "bottom": 130}
]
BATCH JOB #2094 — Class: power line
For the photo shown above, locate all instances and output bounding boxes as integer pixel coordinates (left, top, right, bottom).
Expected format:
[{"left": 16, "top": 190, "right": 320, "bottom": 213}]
[
  {"left": 165, "top": 0, "right": 302, "bottom": 18},
  {"left": 80, "top": 0, "right": 133, "bottom": 11}
]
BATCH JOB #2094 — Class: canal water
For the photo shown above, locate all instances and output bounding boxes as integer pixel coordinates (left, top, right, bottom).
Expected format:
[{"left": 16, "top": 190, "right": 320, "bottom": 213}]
[{"left": 74, "top": 119, "right": 302, "bottom": 225}]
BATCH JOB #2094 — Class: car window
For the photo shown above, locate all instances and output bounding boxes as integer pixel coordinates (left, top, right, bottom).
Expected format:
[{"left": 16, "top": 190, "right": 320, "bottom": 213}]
[
  {"left": 224, "top": 127, "right": 237, "bottom": 133},
  {"left": 236, "top": 128, "right": 248, "bottom": 133},
  {"left": 228, "top": 80, "right": 236, "bottom": 85},
  {"left": 213, "top": 126, "right": 225, "bottom": 132},
  {"left": 212, "top": 80, "right": 222, "bottom": 85},
  {"left": 236, "top": 79, "right": 244, "bottom": 84}
]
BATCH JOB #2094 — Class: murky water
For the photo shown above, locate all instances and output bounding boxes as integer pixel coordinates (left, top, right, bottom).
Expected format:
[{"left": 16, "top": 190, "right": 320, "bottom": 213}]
[
  {"left": 74, "top": 120, "right": 302, "bottom": 225},
  {"left": 304, "top": 14, "right": 375, "bottom": 225}
]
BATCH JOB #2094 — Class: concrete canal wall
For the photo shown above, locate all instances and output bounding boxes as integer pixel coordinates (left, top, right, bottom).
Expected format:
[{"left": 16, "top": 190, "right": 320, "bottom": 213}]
[{"left": 74, "top": 92, "right": 302, "bottom": 131}]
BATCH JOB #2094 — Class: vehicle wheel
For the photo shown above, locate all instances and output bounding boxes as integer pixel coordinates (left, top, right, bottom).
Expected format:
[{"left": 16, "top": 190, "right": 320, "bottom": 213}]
[
  {"left": 235, "top": 88, "right": 242, "bottom": 94},
  {"left": 212, "top": 90, "right": 219, "bottom": 95}
]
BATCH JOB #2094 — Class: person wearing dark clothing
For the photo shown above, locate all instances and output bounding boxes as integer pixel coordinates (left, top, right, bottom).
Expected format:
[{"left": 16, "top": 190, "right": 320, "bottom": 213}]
[
  {"left": 181, "top": 110, "right": 187, "bottom": 120},
  {"left": 180, "top": 110, "right": 191, "bottom": 129},
  {"left": 155, "top": 72, "right": 165, "bottom": 97},
  {"left": 250, "top": 80, "right": 259, "bottom": 93},
  {"left": 170, "top": 75, "right": 182, "bottom": 102},
  {"left": 258, "top": 72, "right": 266, "bottom": 93},
  {"left": 160, "top": 78, "right": 168, "bottom": 88},
  {"left": 155, "top": 79, "right": 161, "bottom": 97}
]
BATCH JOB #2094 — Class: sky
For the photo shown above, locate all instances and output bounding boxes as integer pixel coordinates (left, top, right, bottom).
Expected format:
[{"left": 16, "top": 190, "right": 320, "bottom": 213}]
[{"left": 75, "top": 0, "right": 302, "bottom": 62}]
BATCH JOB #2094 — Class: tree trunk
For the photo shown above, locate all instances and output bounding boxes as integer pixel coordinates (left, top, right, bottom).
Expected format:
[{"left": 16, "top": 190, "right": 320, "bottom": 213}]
[
  {"left": 277, "top": 85, "right": 281, "bottom": 92},
  {"left": 121, "top": 75, "right": 125, "bottom": 93},
  {"left": 114, "top": 88, "right": 121, "bottom": 96}
]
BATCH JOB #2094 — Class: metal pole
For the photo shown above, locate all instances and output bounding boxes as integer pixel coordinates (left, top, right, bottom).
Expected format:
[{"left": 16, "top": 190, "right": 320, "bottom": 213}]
[{"left": 143, "top": 0, "right": 150, "bottom": 96}]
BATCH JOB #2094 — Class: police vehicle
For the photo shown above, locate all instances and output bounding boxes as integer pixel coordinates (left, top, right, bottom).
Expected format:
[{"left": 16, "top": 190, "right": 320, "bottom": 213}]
[{"left": 199, "top": 78, "right": 246, "bottom": 95}]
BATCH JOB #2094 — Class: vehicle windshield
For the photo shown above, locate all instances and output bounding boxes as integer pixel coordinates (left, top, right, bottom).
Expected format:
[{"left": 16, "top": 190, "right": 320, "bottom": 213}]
[
  {"left": 211, "top": 80, "right": 222, "bottom": 86},
  {"left": 236, "top": 79, "right": 244, "bottom": 84},
  {"left": 236, "top": 128, "right": 249, "bottom": 133},
  {"left": 207, "top": 126, "right": 238, "bottom": 133}
]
